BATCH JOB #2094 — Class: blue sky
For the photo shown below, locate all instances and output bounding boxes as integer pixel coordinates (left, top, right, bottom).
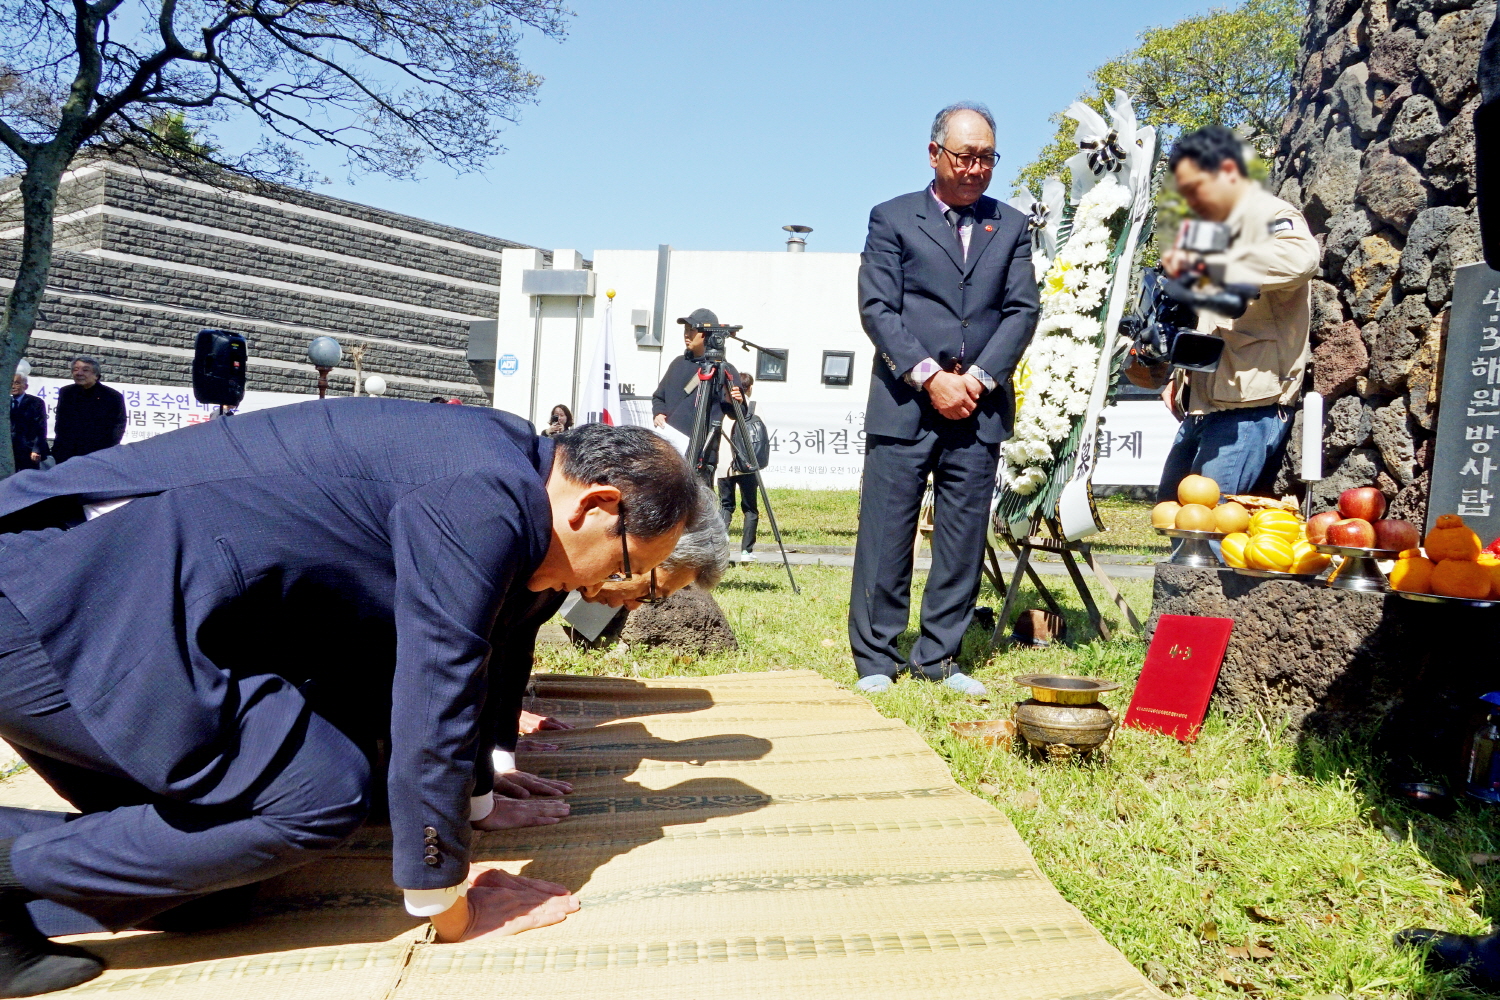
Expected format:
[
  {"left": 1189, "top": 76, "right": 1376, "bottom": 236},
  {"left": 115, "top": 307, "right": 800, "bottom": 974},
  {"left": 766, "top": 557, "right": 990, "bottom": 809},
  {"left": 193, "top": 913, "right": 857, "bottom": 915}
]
[{"left": 304, "top": 0, "right": 1223, "bottom": 255}]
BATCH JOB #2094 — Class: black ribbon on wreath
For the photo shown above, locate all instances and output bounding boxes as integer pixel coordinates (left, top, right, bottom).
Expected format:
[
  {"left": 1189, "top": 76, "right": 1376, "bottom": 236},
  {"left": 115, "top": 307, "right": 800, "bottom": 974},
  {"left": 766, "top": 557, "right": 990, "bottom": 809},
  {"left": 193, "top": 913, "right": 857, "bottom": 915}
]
[{"left": 1079, "top": 129, "right": 1128, "bottom": 176}]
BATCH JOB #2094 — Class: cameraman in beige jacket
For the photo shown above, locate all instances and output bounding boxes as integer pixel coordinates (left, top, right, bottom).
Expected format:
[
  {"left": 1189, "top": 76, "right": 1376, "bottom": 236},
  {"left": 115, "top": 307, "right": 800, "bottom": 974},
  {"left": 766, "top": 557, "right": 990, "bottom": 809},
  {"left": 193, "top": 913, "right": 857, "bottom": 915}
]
[{"left": 1134, "top": 125, "right": 1320, "bottom": 499}]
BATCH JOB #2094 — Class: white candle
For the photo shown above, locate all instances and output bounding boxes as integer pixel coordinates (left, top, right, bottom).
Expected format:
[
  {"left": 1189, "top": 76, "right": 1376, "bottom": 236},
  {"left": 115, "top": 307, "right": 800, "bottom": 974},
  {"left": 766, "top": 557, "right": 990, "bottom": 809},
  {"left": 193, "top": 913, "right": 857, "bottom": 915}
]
[{"left": 1301, "top": 391, "right": 1324, "bottom": 482}]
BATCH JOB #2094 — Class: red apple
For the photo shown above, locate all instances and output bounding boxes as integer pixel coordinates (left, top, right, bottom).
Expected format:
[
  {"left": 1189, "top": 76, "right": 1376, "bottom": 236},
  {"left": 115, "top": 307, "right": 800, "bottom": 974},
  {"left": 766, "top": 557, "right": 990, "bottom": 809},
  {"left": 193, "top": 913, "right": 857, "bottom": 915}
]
[
  {"left": 1306, "top": 510, "right": 1341, "bottom": 544},
  {"left": 1338, "top": 486, "right": 1387, "bottom": 522},
  {"left": 1372, "top": 518, "right": 1420, "bottom": 552},
  {"left": 1326, "top": 517, "right": 1377, "bottom": 548}
]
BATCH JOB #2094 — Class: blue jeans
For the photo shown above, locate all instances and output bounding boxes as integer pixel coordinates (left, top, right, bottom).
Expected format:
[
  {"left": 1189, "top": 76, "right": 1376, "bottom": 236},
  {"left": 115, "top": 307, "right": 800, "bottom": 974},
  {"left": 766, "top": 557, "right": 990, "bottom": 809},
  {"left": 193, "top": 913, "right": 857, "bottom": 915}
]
[{"left": 1157, "top": 404, "right": 1292, "bottom": 501}]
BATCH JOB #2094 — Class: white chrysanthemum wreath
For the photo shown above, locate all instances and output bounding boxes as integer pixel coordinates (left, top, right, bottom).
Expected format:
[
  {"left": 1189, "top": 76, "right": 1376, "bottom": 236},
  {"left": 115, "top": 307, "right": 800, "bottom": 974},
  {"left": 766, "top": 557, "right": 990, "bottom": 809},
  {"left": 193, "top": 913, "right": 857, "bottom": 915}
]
[{"left": 1001, "top": 175, "right": 1132, "bottom": 495}]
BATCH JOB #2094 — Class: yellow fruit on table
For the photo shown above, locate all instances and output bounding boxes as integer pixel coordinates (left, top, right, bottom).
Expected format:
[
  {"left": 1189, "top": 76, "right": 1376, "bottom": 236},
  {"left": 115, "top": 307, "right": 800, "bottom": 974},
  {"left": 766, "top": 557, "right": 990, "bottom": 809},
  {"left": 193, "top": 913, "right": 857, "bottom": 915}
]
[
  {"left": 1389, "top": 553, "right": 1434, "bottom": 594},
  {"left": 1213, "top": 501, "right": 1251, "bottom": 534},
  {"left": 1432, "top": 558, "right": 1492, "bottom": 599},
  {"left": 1248, "top": 509, "right": 1301, "bottom": 543},
  {"left": 1174, "top": 503, "right": 1217, "bottom": 532},
  {"left": 1290, "top": 541, "right": 1332, "bottom": 576},
  {"left": 1151, "top": 501, "right": 1181, "bottom": 529},
  {"left": 1177, "top": 474, "right": 1221, "bottom": 508},
  {"left": 1221, "top": 532, "right": 1250, "bottom": 568},
  {"left": 1245, "top": 533, "right": 1295, "bottom": 572},
  {"left": 1479, "top": 553, "right": 1500, "bottom": 599},
  {"left": 1425, "top": 514, "right": 1482, "bottom": 562}
]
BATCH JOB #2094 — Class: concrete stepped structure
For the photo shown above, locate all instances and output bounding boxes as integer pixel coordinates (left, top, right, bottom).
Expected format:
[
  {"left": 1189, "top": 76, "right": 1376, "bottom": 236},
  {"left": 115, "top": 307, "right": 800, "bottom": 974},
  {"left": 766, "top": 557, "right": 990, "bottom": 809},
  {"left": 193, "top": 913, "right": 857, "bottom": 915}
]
[{"left": 0, "top": 160, "right": 548, "bottom": 403}]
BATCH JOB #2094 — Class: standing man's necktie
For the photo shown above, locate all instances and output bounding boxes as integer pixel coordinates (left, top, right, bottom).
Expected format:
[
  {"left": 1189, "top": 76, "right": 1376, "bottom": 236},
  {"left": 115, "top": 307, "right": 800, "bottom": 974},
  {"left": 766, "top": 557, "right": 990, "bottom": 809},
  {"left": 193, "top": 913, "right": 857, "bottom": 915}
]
[{"left": 944, "top": 206, "right": 973, "bottom": 261}]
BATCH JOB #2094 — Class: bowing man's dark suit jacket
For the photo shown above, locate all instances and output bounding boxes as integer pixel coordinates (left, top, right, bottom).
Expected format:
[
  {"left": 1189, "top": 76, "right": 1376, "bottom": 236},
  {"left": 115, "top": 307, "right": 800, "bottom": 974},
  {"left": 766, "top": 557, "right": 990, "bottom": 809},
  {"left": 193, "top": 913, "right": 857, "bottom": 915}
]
[
  {"left": 0, "top": 398, "right": 553, "bottom": 892},
  {"left": 858, "top": 190, "right": 1040, "bottom": 445},
  {"left": 9, "top": 393, "right": 48, "bottom": 471}
]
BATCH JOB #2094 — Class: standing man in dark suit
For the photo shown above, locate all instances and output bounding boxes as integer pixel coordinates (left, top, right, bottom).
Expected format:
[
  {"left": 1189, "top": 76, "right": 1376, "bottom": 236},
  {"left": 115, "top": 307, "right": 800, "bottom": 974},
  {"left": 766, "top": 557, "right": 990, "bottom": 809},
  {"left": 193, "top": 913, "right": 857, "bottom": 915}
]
[
  {"left": 50, "top": 357, "right": 125, "bottom": 463},
  {"left": 8, "top": 375, "right": 47, "bottom": 472},
  {"left": 0, "top": 403, "right": 697, "bottom": 994},
  {"left": 849, "top": 102, "right": 1040, "bottom": 697}
]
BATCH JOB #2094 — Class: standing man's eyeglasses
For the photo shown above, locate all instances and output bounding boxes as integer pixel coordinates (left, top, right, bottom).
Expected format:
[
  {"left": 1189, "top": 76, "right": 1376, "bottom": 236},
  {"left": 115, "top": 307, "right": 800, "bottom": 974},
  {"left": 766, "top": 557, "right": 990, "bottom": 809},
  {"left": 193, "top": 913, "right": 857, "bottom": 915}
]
[
  {"left": 605, "top": 510, "right": 632, "bottom": 582},
  {"left": 937, "top": 145, "right": 998, "bottom": 171}
]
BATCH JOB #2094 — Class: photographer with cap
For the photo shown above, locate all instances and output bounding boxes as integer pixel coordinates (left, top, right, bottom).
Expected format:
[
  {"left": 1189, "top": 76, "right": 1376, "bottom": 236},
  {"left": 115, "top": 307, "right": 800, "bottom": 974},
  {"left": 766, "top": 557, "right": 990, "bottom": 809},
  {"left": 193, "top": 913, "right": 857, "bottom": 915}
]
[
  {"left": 1128, "top": 125, "right": 1320, "bottom": 499},
  {"left": 651, "top": 308, "right": 744, "bottom": 483}
]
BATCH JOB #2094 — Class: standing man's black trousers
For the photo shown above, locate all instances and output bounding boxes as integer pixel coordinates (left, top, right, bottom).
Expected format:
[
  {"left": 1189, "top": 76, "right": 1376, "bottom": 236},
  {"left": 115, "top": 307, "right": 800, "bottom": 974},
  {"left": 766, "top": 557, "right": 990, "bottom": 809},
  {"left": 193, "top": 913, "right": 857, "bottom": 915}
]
[{"left": 848, "top": 419, "right": 997, "bottom": 680}]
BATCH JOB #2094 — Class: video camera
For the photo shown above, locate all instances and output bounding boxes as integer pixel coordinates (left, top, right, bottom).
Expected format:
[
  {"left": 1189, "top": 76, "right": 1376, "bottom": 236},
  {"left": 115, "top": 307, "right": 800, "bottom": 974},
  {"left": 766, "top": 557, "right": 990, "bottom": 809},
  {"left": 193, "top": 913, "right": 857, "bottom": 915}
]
[
  {"left": 691, "top": 323, "right": 743, "bottom": 366},
  {"left": 1120, "top": 221, "right": 1260, "bottom": 374}
]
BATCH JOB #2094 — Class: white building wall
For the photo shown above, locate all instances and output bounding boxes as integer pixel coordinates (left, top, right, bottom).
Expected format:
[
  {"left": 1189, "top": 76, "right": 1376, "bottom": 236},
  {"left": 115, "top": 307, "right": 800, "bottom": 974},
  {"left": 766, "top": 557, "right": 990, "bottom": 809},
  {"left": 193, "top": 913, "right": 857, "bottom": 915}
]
[{"left": 492, "top": 246, "right": 872, "bottom": 488}]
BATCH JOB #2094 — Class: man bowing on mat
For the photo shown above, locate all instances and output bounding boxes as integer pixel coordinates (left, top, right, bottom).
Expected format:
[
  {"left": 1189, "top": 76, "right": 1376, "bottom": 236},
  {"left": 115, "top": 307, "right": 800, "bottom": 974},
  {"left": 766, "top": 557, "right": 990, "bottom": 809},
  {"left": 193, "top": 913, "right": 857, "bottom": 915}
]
[
  {"left": 849, "top": 101, "right": 1040, "bottom": 698},
  {"left": 0, "top": 402, "right": 697, "bottom": 995}
]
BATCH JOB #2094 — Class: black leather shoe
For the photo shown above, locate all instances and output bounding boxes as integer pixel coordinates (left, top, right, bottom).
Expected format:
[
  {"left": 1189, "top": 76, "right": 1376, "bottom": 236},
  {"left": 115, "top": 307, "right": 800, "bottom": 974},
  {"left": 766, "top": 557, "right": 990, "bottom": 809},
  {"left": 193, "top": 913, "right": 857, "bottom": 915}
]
[
  {"left": 1395, "top": 927, "right": 1500, "bottom": 987},
  {"left": 0, "top": 902, "right": 103, "bottom": 997}
]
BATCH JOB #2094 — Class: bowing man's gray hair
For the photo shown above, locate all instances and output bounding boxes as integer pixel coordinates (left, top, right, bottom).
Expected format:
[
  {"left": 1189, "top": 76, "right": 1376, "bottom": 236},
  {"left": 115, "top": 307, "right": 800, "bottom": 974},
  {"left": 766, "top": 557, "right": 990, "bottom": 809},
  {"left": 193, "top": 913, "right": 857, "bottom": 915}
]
[
  {"left": 931, "top": 102, "right": 996, "bottom": 145},
  {"left": 658, "top": 484, "right": 731, "bottom": 590}
]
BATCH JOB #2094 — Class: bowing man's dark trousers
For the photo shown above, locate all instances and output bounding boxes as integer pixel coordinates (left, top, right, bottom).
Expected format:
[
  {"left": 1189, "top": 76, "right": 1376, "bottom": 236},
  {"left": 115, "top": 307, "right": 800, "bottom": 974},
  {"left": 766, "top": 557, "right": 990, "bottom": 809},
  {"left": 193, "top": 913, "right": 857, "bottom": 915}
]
[
  {"left": 849, "top": 418, "right": 998, "bottom": 680},
  {"left": 0, "top": 594, "right": 370, "bottom": 935}
]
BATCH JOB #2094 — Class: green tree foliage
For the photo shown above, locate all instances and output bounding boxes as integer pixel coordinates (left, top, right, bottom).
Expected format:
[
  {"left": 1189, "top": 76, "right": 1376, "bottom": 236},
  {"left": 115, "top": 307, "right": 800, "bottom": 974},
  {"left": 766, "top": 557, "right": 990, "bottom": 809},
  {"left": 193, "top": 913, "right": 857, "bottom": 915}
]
[{"left": 1013, "top": 0, "right": 1301, "bottom": 199}]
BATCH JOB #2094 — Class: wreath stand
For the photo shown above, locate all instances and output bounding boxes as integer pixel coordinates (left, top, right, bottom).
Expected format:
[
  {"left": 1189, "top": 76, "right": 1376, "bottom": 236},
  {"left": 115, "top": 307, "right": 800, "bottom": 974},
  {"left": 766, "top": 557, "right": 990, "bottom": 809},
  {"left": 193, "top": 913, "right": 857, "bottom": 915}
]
[{"left": 982, "top": 516, "right": 1143, "bottom": 647}]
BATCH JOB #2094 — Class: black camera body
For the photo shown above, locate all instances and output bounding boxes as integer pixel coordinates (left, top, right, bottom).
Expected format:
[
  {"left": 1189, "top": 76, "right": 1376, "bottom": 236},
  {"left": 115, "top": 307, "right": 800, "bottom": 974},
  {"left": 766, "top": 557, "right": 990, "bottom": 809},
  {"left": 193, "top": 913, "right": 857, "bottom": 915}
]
[{"left": 1120, "top": 269, "right": 1259, "bottom": 373}]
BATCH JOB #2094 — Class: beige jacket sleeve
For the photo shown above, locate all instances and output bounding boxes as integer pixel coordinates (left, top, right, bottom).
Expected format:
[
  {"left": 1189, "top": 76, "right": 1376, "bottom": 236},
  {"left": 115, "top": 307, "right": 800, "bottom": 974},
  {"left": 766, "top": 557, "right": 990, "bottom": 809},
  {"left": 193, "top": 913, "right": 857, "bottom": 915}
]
[{"left": 1208, "top": 205, "right": 1320, "bottom": 293}]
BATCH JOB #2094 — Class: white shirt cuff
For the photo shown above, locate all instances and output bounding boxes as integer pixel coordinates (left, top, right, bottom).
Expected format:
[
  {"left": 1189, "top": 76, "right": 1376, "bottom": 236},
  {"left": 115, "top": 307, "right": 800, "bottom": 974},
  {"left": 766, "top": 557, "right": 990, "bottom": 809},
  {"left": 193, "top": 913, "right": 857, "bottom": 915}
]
[
  {"left": 469, "top": 794, "right": 494, "bottom": 822},
  {"left": 404, "top": 883, "right": 467, "bottom": 917},
  {"left": 492, "top": 748, "right": 516, "bottom": 773},
  {"left": 904, "top": 357, "right": 942, "bottom": 389},
  {"left": 966, "top": 365, "right": 996, "bottom": 392}
]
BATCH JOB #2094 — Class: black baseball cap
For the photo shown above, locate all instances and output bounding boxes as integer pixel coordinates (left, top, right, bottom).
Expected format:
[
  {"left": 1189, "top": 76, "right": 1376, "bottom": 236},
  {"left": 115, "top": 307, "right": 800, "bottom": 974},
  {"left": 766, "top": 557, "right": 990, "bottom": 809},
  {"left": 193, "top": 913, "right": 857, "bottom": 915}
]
[{"left": 677, "top": 308, "right": 718, "bottom": 327}]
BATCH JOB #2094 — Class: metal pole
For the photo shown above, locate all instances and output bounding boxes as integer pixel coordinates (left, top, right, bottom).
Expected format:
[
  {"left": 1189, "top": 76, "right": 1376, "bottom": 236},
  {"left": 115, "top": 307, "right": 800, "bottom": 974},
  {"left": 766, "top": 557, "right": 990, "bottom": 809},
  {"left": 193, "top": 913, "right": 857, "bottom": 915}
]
[
  {"left": 528, "top": 296, "right": 543, "bottom": 425},
  {"left": 571, "top": 294, "right": 583, "bottom": 416},
  {"left": 316, "top": 366, "right": 331, "bottom": 399}
]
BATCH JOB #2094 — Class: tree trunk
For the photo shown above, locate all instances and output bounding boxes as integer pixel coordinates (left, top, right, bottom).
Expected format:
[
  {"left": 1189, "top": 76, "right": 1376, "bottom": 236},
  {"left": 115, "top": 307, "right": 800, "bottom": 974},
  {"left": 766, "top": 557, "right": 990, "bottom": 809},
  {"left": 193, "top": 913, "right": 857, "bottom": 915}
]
[{"left": 0, "top": 151, "right": 68, "bottom": 479}]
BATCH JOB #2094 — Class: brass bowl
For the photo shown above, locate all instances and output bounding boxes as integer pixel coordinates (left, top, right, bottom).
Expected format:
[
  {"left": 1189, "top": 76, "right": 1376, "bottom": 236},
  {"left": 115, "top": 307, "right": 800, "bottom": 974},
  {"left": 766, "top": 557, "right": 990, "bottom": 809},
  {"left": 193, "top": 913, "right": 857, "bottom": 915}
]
[
  {"left": 1013, "top": 674, "right": 1121, "bottom": 705},
  {"left": 948, "top": 720, "right": 1016, "bottom": 748},
  {"left": 1013, "top": 700, "right": 1116, "bottom": 756}
]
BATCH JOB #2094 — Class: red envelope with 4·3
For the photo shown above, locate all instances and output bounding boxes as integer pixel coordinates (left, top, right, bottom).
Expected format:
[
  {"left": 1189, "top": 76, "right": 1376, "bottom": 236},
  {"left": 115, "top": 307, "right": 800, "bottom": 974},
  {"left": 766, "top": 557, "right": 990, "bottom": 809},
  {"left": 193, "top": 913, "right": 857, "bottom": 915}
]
[{"left": 1123, "top": 615, "right": 1234, "bottom": 742}]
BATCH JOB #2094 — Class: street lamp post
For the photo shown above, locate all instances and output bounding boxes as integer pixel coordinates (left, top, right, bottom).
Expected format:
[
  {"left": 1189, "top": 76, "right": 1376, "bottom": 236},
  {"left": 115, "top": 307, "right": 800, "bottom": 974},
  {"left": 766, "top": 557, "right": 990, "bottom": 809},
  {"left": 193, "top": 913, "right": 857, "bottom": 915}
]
[{"left": 307, "top": 336, "right": 343, "bottom": 399}]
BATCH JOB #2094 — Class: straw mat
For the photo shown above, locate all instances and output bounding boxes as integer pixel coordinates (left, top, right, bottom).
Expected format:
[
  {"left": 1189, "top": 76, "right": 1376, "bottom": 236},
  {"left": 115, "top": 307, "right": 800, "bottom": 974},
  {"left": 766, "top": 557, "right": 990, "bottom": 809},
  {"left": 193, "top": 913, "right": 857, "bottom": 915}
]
[{"left": 0, "top": 670, "right": 1162, "bottom": 999}]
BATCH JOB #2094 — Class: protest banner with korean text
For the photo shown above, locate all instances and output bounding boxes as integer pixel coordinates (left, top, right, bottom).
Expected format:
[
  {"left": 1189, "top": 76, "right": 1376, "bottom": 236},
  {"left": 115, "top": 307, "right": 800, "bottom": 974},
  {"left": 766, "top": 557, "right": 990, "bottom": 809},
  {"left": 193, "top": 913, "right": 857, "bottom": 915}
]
[{"left": 26, "top": 378, "right": 312, "bottom": 445}]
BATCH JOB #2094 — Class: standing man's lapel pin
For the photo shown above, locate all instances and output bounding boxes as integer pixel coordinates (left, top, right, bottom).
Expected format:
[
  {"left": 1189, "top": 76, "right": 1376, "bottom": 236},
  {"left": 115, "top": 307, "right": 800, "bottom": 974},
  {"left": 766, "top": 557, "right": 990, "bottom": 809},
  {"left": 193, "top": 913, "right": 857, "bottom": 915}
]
[{"left": 984, "top": 224, "right": 994, "bottom": 232}]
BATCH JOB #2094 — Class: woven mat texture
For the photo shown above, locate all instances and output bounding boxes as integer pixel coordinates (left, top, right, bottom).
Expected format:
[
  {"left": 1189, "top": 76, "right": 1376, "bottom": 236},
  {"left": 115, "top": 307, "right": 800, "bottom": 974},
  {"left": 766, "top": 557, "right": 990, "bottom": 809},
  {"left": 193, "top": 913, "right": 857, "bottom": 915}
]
[{"left": 1, "top": 670, "right": 1162, "bottom": 999}]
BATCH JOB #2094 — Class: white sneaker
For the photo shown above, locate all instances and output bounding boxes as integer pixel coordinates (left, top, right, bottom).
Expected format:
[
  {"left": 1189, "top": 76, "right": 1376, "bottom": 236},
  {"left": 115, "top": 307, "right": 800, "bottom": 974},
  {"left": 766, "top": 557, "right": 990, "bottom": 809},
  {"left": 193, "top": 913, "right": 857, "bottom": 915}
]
[{"left": 739, "top": 550, "right": 757, "bottom": 562}]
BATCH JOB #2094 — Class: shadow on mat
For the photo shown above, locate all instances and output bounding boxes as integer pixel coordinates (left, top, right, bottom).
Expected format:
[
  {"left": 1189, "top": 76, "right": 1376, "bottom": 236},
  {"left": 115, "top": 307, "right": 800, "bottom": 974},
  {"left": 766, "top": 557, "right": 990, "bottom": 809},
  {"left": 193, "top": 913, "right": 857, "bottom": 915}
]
[
  {"left": 482, "top": 720, "right": 774, "bottom": 893},
  {"left": 72, "top": 678, "right": 755, "bottom": 967}
]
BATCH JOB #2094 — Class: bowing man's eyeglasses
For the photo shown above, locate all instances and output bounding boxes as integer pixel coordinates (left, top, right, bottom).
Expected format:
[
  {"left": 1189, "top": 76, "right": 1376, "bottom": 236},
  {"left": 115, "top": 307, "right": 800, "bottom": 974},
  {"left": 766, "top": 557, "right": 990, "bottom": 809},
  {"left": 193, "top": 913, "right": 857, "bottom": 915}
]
[
  {"left": 605, "top": 509, "right": 632, "bottom": 582},
  {"left": 937, "top": 144, "right": 998, "bottom": 171},
  {"left": 637, "top": 569, "right": 666, "bottom": 606}
]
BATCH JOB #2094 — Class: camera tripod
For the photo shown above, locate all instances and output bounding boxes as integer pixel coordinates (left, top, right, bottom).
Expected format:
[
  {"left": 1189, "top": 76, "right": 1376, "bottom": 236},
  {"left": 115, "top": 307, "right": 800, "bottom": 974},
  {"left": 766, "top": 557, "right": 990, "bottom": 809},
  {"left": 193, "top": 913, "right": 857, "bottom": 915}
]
[{"left": 682, "top": 342, "right": 799, "bottom": 594}]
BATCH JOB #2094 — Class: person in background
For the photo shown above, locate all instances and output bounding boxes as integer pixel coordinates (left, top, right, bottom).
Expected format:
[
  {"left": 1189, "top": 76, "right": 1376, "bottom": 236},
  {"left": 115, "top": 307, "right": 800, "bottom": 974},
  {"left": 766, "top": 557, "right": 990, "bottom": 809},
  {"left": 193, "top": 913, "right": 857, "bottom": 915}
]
[
  {"left": 543, "top": 405, "right": 574, "bottom": 437},
  {"left": 50, "top": 358, "right": 125, "bottom": 464},
  {"left": 849, "top": 101, "right": 1040, "bottom": 699},
  {"left": 1125, "top": 125, "right": 1318, "bottom": 499},
  {"left": 718, "top": 373, "right": 768, "bottom": 563},
  {"left": 651, "top": 309, "right": 744, "bottom": 483},
  {"left": 9, "top": 374, "right": 47, "bottom": 472}
]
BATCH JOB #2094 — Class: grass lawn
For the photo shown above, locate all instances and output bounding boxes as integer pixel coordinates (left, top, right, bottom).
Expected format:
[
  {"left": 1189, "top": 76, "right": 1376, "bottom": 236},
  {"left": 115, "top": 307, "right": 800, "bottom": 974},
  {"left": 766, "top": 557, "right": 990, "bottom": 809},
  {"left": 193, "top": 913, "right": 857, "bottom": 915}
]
[
  {"left": 725, "top": 489, "right": 1169, "bottom": 558},
  {"left": 540, "top": 490, "right": 1500, "bottom": 999}
]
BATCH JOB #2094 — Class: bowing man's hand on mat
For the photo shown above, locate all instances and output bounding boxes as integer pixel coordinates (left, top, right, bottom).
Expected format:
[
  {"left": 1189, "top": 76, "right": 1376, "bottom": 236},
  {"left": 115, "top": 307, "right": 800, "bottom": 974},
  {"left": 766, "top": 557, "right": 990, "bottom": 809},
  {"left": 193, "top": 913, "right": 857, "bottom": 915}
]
[
  {"left": 430, "top": 869, "right": 579, "bottom": 942},
  {"left": 517, "top": 739, "right": 560, "bottom": 753},
  {"left": 494, "top": 768, "right": 573, "bottom": 798},
  {"left": 471, "top": 796, "right": 570, "bottom": 830},
  {"left": 519, "top": 710, "right": 574, "bottom": 734}
]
